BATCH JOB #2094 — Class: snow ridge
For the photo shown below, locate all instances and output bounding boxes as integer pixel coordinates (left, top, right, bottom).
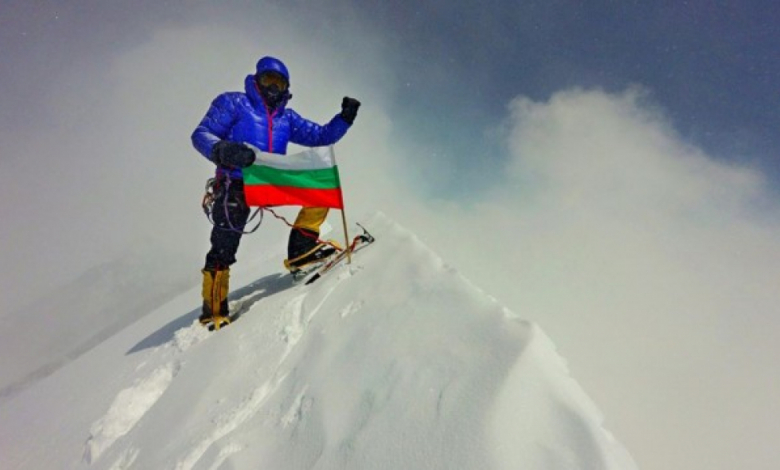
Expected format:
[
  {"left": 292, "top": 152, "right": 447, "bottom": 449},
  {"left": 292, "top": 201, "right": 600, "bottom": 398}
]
[{"left": 0, "top": 212, "right": 637, "bottom": 470}]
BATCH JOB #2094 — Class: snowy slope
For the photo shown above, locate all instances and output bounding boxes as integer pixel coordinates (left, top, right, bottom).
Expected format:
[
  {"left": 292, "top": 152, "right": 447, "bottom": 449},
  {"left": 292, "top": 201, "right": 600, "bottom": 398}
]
[
  {"left": 0, "top": 213, "right": 637, "bottom": 470},
  {"left": 0, "top": 253, "right": 192, "bottom": 399}
]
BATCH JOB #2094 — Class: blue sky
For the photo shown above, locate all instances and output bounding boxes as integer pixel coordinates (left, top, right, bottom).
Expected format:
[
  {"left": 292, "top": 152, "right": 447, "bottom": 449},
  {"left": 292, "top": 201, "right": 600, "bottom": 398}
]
[{"left": 353, "top": 1, "right": 780, "bottom": 193}]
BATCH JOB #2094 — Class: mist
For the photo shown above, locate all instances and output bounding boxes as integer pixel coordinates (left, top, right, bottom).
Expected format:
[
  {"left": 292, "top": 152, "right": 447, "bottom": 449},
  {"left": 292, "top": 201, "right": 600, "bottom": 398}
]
[
  {"left": 2, "top": 2, "right": 780, "bottom": 470},
  {"left": 407, "top": 87, "right": 780, "bottom": 469}
]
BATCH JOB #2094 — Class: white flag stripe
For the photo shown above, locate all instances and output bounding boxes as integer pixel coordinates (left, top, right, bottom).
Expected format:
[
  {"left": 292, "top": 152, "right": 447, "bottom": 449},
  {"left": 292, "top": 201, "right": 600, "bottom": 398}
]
[{"left": 246, "top": 145, "right": 336, "bottom": 171}]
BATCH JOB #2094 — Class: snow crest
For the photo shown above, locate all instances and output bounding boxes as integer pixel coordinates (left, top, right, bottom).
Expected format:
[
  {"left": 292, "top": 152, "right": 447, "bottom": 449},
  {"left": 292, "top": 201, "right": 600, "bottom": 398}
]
[{"left": 0, "top": 212, "right": 637, "bottom": 470}]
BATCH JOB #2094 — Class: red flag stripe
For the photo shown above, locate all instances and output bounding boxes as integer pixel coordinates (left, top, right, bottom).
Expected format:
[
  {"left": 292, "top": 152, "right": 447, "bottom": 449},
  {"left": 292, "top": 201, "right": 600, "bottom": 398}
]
[{"left": 244, "top": 185, "right": 344, "bottom": 209}]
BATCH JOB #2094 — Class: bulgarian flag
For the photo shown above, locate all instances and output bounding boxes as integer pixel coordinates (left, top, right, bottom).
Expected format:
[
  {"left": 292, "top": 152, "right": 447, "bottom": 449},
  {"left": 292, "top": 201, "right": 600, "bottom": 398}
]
[{"left": 242, "top": 146, "right": 344, "bottom": 209}]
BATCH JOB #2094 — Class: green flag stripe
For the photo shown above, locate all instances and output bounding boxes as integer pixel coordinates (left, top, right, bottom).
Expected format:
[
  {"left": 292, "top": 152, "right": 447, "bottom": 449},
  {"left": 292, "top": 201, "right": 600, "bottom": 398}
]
[{"left": 243, "top": 165, "right": 341, "bottom": 189}]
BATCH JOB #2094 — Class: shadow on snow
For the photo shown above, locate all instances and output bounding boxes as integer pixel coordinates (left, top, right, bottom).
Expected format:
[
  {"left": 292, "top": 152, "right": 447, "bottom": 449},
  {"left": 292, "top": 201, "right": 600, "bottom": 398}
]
[{"left": 126, "top": 271, "right": 294, "bottom": 355}]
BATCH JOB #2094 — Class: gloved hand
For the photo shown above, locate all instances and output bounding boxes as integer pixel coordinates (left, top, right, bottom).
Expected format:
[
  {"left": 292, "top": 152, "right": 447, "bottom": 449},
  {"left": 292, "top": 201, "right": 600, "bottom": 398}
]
[
  {"left": 340, "top": 97, "right": 361, "bottom": 125},
  {"left": 211, "top": 141, "right": 255, "bottom": 169}
]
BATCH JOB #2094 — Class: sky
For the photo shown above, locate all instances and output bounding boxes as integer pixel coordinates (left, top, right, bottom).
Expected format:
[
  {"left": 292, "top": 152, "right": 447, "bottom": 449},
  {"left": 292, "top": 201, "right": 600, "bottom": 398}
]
[{"left": 1, "top": 1, "right": 780, "bottom": 469}]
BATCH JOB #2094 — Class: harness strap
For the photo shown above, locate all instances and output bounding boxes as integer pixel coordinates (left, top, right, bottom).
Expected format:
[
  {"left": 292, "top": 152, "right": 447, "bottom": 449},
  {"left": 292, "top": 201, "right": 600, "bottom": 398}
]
[{"left": 202, "top": 175, "right": 263, "bottom": 234}]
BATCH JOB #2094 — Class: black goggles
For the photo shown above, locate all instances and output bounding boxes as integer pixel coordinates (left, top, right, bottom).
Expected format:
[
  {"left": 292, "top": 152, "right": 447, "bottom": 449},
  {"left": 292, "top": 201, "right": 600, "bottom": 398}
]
[{"left": 257, "top": 72, "right": 288, "bottom": 91}]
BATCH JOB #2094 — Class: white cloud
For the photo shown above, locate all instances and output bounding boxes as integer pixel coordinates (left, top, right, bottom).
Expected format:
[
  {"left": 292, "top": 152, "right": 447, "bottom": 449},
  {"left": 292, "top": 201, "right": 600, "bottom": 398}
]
[{"left": 406, "top": 87, "right": 780, "bottom": 470}]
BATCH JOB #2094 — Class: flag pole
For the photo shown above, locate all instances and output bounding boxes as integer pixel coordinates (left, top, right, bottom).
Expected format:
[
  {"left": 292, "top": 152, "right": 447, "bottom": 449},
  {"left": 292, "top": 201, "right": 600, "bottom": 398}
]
[
  {"left": 341, "top": 208, "right": 352, "bottom": 264},
  {"left": 332, "top": 146, "right": 352, "bottom": 264}
]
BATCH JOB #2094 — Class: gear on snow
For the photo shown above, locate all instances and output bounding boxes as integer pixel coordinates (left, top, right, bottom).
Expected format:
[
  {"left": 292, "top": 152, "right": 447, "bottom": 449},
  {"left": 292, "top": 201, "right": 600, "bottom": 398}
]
[
  {"left": 302, "top": 224, "right": 375, "bottom": 285},
  {"left": 284, "top": 237, "right": 342, "bottom": 282}
]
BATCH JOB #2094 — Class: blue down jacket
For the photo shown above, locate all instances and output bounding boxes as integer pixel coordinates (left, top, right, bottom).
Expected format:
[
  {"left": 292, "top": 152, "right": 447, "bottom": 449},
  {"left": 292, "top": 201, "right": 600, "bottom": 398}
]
[{"left": 192, "top": 74, "right": 351, "bottom": 178}]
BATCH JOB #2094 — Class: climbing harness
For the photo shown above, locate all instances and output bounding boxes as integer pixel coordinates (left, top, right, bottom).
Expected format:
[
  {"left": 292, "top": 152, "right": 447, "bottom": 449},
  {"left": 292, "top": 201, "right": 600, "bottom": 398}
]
[{"left": 202, "top": 175, "right": 264, "bottom": 234}]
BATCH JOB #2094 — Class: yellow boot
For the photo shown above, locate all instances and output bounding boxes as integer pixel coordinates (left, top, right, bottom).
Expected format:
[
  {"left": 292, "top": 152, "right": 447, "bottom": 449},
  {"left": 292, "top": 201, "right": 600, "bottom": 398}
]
[{"left": 200, "top": 268, "right": 231, "bottom": 330}]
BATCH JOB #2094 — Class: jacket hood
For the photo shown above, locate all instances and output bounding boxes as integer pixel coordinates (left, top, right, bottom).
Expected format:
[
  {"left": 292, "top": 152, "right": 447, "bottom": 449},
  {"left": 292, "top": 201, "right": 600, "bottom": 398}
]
[{"left": 255, "top": 56, "right": 290, "bottom": 84}]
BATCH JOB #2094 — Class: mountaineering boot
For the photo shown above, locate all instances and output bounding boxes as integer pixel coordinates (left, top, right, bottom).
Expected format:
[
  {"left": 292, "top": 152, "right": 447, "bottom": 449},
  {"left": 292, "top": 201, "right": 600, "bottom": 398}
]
[
  {"left": 285, "top": 227, "right": 343, "bottom": 272},
  {"left": 284, "top": 241, "right": 339, "bottom": 273},
  {"left": 285, "top": 208, "right": 340, "bottom": 276},
  {"left": 200, "top": 268, "right": 231, "bottom": 330},
  {"left": 287, "top": 208, "right": 329, "bottom": 258},
  {"left": 287, "top": 227, "right": 320, "bottom": 260}
]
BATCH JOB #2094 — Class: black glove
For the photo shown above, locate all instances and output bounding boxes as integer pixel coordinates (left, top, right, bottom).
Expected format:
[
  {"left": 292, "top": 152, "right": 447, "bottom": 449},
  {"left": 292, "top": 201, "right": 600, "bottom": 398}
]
[
  {"left": 340, "top": 97, "right": 361, "bottom": 125},
  {"left": 211, "top": 141, "right": 255, "bottom": 169}
]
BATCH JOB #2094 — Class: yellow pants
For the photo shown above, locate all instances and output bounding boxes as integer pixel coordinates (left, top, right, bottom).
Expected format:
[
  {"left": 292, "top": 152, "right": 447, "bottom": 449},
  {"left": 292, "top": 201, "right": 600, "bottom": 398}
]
[{"left": 293, "top": 207, "right": 329, "bottom": 233}]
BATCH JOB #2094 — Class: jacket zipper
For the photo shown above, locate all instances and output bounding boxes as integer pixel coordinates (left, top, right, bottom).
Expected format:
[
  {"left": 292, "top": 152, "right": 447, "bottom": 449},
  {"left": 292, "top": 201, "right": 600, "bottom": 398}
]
[
  {"left": 266, "top": 107, "right": 276, "bottom": 153},
  {"left": 256, "top": 80, "right": 277, "bottom": 153}
]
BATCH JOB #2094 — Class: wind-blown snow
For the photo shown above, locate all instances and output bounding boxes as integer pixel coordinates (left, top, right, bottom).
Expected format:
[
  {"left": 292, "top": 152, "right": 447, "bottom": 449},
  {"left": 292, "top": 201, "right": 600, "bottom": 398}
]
[
  {"left": 84, "top": 364, "right": 178, "bottom": 463},
  {"left": 0, "top": 213, "right": 637, "bottom": 469}
]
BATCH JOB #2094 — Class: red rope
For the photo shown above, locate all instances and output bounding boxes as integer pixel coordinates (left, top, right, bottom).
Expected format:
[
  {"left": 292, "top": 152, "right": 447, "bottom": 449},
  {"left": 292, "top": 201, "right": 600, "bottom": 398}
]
[{"left": 261, "top": 207, "right": 343, "bottom": 251}]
